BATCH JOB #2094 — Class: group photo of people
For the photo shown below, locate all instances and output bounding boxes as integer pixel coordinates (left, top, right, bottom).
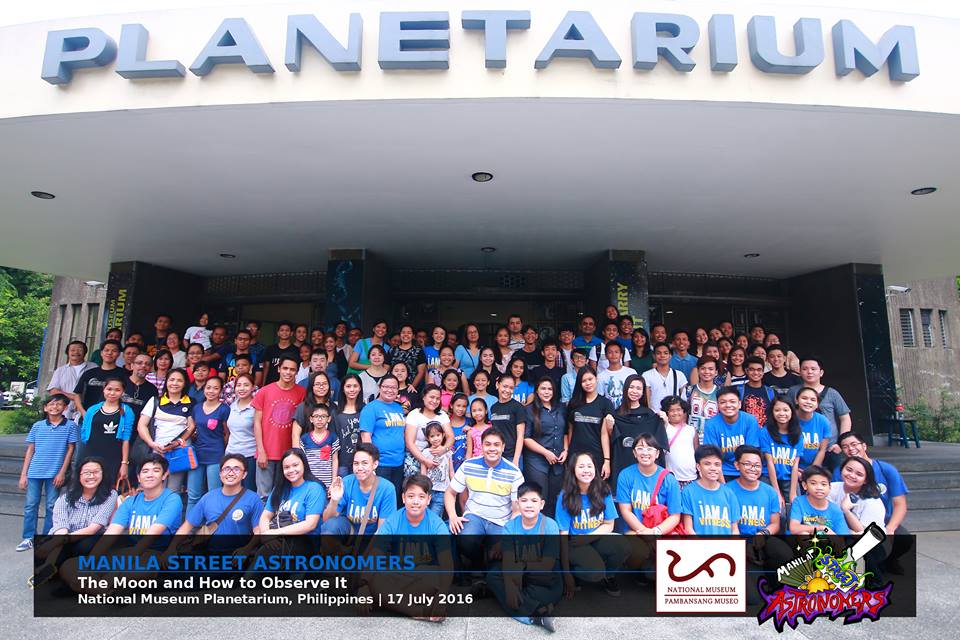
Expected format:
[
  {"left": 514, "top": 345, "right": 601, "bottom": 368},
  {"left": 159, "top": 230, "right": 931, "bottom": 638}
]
[{"left": 19, "top": 307, "right": 913, "bottom": 629}]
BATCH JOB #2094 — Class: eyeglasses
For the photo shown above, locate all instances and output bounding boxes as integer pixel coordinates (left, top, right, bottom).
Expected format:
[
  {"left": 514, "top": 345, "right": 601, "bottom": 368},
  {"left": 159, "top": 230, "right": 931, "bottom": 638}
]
[
  {"left": 738, "top": 463, "right": 762, "bottom": 470},
  {"left": 80, "top": 471, "right": 102, "bottom": 477},
  {"left": 221, "top": 466, "right": 244, "bottom": 474},
  {"left": 634, "top": 446, "right": 658, "bottom": 453}
]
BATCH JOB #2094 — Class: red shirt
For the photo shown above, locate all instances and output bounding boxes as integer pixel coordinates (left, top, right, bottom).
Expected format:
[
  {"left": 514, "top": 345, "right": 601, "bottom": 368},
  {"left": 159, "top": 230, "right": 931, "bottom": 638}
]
[{"left": 251, "top": 382, "right": 306, "bottom": 460}]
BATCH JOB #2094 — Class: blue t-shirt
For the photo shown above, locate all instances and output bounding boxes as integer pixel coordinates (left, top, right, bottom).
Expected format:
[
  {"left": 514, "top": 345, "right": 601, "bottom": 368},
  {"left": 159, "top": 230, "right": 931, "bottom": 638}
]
[
  {"left": 454, "top": 345, "right": 481, "bottom": 379},
  {"left": 788, "top": 495, "right": 851, "bottom": 534},
  {"left": 358, "top": 399, "right": 407, "bottom": 467},
  {"left": 192, "top": 402, "right": 231, "bottom": 465},
  {"left": 615, "top": 464, "right": 682, "bottom": 520},
  {"left": 336, "top": 474, "right": 398, "bottom": 535},
  {"left": 554, "top": 491, "right": 618, "bottom": 534},
  {"left": 512, "top": 380, "right": 534, "bottom": 404},
  {"left": 468, "top": 393, "right": 496, "bottom": 412},
  {"left": 572, "top": 336, "right": 602, "bottom": 349},
  {"left": 112, "top": 488, "right": 183, "bottom": 534},
  {"left": 186, "top": 488, "right": 264, "bottom": 535},
  {"left": 377, "top": 508, "right": 448, "bottom": 535},
  {"left": 451, "top": 422, "right": 470, "bottom": 469},
  {"left": 832, "top": 458, "right": 908, "bottom": 522},
  {"left": 503, "top": 513, "right": 561, "bottom": 535},
  {"left": 799, "top": 413, "right": 832, "bottom": 467},
  {"left": 703, "top": 412, "right": 761, "bottom": 476},
  {"left": 503, "top": 514, "right": 562, "bottom": 571},
  {"left": 727, "top": 481, "right": 780, "bottom": 535},
  {"left": 759, "top": 429, "right": 801, "bottom": 480},
  {"left": 423, "top": 346, "right": 442, "bottom": 371},
  {"left": 266, "top": 481, "right": 326, "bottom": 535},
  {"left": 669, "top": 353, "right": 698, "bottom": 380},
  {"left": 680, "top": 482, "right": 741, "bottom": 535}
]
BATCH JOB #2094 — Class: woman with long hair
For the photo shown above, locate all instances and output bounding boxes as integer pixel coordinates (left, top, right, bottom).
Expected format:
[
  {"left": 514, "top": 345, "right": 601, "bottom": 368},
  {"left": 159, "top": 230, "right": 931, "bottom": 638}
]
[
  {"left": 724, "top": 346, "right": 747, "bottom": 387},
  {"left": 468, "top": 368, "right": 496, "bottom": 410},
  {"left": 493, "top": 326, "right": 515, "bottom": 374},
  {"left": 404, "top": 384, "right": 453, "bottom": 477},
  {"left": 291, "top": 371, "right": 337, "bottom": 446},
  {"left": 476, "top": 346, "right": 499, "bottom": 381},
  {"left": 566, "top": 368, "right": 614, "bottom": 480},
  {"left": 390, "top": 361, "right": 420, "bottom": 414},
  {"left": 522, "top": 377, "right": 567, "bottom": 517},
  {"left": 333, "top": 374, "right": 364, "bottom": 477},
  {"left": 829, "top": 456, "right": 885, "bottom": 534},
  {"left": 146, "top": 349, "right": 173, "bottom": 393},
  {"left": 556, "top": 452, "right": 625, "bottom": 597},
  {"left": 454, "top": 323, "right": 483, "bottom": 379},
  {"left": 610, "top": 374, "right": 668, "bottom": 486},
  {"left": 423, "top": 325, "right": 447, "bottom": 373},
  {"left": 226, "top": 373, "right": 259, "bottom": 491},
  {"left": 629, "top": 328, "right": 653, "bottom": 373},
  {"left": 323, "top": 335, "right": 349, "bottom": 381},
  {"left": 257, "top": 448, "right": 325, "bottom": 535},
  {"left": 761, "top": 397, "right": 802, "bottom": 511},
  {"left": 165, "top": 331, "right": 187, "bottom": 368},
  {"left": 505, "top": 356, "right": 534, "bottom": 405}
]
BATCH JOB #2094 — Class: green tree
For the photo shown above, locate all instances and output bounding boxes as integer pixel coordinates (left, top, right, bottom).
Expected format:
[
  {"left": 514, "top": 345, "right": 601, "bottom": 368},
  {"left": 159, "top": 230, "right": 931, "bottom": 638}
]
[{"left": 0, "top": 267, "right": 53, "bottom": 383}]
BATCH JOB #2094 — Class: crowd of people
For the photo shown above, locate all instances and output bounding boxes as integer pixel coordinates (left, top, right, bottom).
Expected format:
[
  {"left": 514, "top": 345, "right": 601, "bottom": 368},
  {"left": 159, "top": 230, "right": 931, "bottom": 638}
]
[{"left": 18, "top": 308, "right": 912, "bottom": 629}]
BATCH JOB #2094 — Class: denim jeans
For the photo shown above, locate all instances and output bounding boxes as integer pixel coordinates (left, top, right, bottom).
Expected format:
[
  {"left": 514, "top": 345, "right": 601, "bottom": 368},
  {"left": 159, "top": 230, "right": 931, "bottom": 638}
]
[
  {"left": 187, "top": 463, "right": 223, "bottom": 510},
  {"left": 429, "top": 490, "right": 445, "bottom": 516},
  {"left": 457, "top": 515, "right": 504, "bottom": 565},
  {"left": 23, "top": 478, "right": 59, "bottom": 539}
]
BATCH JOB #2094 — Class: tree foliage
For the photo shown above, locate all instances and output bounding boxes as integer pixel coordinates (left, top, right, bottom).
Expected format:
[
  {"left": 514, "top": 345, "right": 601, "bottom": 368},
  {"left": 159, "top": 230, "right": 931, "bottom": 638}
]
[{"left": 0, "top": 267, "right": 53, "bottom": 384}]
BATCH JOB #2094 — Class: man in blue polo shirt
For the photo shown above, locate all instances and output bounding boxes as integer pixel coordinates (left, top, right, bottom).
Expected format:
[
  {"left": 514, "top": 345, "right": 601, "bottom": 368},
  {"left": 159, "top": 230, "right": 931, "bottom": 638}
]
[
  {"left": 669, "top": 329, "right": 698, "bottom": 381},
  {"left": 703, "top": 387, "right": 761, "bottom": 482}
]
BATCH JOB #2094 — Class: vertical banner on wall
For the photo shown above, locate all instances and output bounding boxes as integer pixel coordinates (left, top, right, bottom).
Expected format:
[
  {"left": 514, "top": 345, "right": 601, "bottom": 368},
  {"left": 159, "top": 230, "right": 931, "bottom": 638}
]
[
  {"left": 608, "top": 252, "right": 649, "bottom": 328},
  {"left": 105, "top": 262, "right": 136, "bottom": 338},
  {"left": 324, "top": 259, "right": 364, "bottom": 329}
]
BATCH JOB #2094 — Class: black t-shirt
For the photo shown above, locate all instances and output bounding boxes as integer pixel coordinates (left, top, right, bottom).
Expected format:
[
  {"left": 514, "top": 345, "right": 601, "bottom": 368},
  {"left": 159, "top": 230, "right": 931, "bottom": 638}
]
[
  {"left": 388, "top": 346, "right": 426, "bottom": 380},
  {"left": 741, "top": 385, "right": 773, "bottom": 428},
  {"left": 763, "top": 371, "right": 802, "bottom": 395},
  {"left": 74, "top": 366, "right": 129, "bottom": 410},
  {"left": 489, "top": 399, "right": 526, "bottom": 459},
  {"left": 263, "top": 343, "right": 300, "bottom": 385},
  {"left": 530, "top": 364, "right": 564, "bottom": 389},
  {"left": 567, "top": 395, "right": 615, "bottom": 461},
  {"left": 333, "top": 410, "right": 361, "bottom": 469},
  {"left": 121, "top": 379, "right": 159, "bottom": 449},
  {"left": 610, "top": 407, "right": 669, "bottom": 489},
  {"left": 516, "top": 349, "right": 545, "bottom": 378},
  {"left": 79, "top": 406, "right": 125, "bottom": 476}
]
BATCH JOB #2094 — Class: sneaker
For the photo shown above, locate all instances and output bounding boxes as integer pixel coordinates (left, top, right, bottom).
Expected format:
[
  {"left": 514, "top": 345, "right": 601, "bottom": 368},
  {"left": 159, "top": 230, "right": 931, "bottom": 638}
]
[
  {"left": 16, "top": 539, "right": 33, "bottom": 552},
  {"left": 601, "top": 576, "right": 622, "bottom": 597},
  {"left": 884, "top": 558, "right": 905, "bottom": 576},
  {"left": 534, "top": 616, "right": 558, "bottom": 633}
]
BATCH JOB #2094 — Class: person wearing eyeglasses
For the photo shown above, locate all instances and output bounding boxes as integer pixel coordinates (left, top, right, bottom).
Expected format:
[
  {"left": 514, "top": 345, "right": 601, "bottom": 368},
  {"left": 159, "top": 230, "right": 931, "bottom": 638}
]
[{"left": 173, "top": 453, "right": 264, "bottom": 536}]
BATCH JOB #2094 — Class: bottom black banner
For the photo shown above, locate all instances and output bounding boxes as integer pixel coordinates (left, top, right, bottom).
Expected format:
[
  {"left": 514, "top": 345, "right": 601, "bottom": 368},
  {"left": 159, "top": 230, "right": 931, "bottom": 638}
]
[{"left": 32, "top": 532, "right": 915, "bottom": 626}]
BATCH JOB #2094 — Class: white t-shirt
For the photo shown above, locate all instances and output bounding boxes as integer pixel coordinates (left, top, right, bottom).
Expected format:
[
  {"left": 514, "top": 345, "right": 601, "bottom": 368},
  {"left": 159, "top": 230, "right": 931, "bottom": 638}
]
[
  {"left": 405, "top": 409, "right": 451, "bottom": 453},
  {"left": 664, "top": 422, "right": 698, "bottom": 482},
  {"left": 296, "top": 364, "right": 311, "bottom": 384},
  {"left": 597, "top": 366, "right": 638, "bottom": 408},
  {"left": 642, "top": 368, "right": 688, "bottom": 414},
  {"left": 828, "top": 482, "right": 885, "bottom": 529},
  {"left": 589, "top": 343, "right": 631, "bottom": 373},
  {"left": 184, "top": 326, "right": 212, "bottom": 350}
]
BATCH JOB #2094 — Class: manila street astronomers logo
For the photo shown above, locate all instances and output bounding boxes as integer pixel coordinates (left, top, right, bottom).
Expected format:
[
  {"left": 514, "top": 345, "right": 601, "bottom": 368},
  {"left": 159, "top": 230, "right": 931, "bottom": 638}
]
[{"left": 757, "top": 525, "right": 893, "bottom": 631}]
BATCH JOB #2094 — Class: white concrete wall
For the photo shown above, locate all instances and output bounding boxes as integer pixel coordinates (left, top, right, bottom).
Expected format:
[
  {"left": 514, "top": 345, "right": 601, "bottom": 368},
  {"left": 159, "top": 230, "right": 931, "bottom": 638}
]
[{"left": 0, "top": 0, "right": 957, "bottom": 119}]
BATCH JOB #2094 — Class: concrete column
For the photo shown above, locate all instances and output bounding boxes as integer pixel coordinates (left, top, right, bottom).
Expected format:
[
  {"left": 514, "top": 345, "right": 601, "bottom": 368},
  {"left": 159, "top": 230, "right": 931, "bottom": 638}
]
[
  {"left": 586, "top": 250, "right": 650, "bottom": 328},
  {"left": 787, "top": 263, "right": 896, "bottom": 441},
  {"left": 324, "top": 250, "right": 388, "bottom": 331}
]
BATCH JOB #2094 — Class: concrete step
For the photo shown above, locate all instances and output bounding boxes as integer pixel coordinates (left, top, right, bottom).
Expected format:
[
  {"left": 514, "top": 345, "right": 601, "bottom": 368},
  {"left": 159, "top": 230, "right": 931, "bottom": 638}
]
[
  {"left": 907, "top": 488, "right": 960, "bottom": 510},
  {"left": 901, "top": 470, "right": 960, "bottom": 490},
  {"left": 903, "top": 508, "right": 960, "bottom": 533}
]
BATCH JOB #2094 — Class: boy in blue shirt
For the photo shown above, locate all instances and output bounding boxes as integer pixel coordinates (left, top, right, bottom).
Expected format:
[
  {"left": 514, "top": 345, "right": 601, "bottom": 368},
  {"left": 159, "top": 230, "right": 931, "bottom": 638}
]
[
  {"left": 703, "top": 387, "right": 761, "bottom": 482},
  {"left": 727, "top": 445, "right": 781, "bottom": 535},
  {"left": 492, "top": 481, "right": 561, "bottom": 633},
  {"left": 17, "top": 395, "right": 79, "bottom": 551},
  {"left": 176, "top": 453, "right": 263, "bottom": 536},
  {"left": 681, "top": 445, "right": 741, "bottom": 535},
  {"left": 789, "top": 465, "right": 851, "bottom": 535},
  {"left": 322, "top": 443, "right": 397, "bottom": 535}
]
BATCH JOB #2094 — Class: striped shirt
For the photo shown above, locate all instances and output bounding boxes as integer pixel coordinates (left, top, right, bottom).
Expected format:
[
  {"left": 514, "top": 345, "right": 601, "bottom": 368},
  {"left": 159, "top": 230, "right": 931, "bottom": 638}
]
[
  {"left": 51, "top": 490, "right": 118, "bottom": 533},
  {"left": 449, "top": 456, "right": 523, "bottom": 526},
  {"left": 25, "top": 419, "right": 79, "bottom": 478}
]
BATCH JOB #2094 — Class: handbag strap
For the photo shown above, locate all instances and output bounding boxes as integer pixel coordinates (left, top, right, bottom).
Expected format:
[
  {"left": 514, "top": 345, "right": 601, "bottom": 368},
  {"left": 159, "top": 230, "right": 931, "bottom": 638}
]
[
  {"left": 115, "top": 475, "right": 132, "bottom": 495},
  {"left": 212, "top": 488, "right": 246, "bottom": 527},
  {"left": 355, "top": 477, "right": 379, "bottom": 536},
  {"left": 668, "top": 424, "right": 685, "bottom": 448},
  {"left": 649, "top": 469, "right": 668, "bottom": 507}
]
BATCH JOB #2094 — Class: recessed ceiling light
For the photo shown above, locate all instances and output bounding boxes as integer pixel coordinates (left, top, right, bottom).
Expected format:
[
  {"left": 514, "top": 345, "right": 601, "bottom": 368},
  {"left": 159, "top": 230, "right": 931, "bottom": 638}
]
[
  {"left": 490, "top": 313, "right": 498, "bottom": 317},
  {"left": 910, "top": 187, "right": 937, "bottom": 196},
  {"left": 665, "top": 310, "right": 674, "bottom": 315},
  {"left": 472, "top": 171, "right": 494, "bottom": 183},
  {"left": 219, "top": 253, "right": 237, "bottom": 259},
  {"left": 31, "top": 191, "right": 55, "bottom": 199},
  {"left": 83, "top": 280, "right": 105, "bottom": 287},
  {"left": 480, "top": 246, "right": 497, "bottom": 253},
  {"left": 743, "top": 253, "right": 761, "bottom": 259}
]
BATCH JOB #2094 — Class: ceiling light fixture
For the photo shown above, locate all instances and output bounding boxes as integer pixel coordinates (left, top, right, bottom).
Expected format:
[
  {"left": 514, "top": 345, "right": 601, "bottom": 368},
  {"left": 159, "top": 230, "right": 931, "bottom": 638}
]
[
  {"left": 30, "top": 191, "right": 55, "bottom": 199},
  {"left": 480, "top": 246, "right": 497, "bottom": 253},
  {"left": 910, "top": 187, "right": 937, "bottom": 196},
  {"left": 218, "top": 253, "right": 237, "bottom": 259},
  {"left": 743, "top": 253, "right": 761, "bottom": 259},
  {"left": 472, "top": 171, "right": 494, "bottom": 183}
]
